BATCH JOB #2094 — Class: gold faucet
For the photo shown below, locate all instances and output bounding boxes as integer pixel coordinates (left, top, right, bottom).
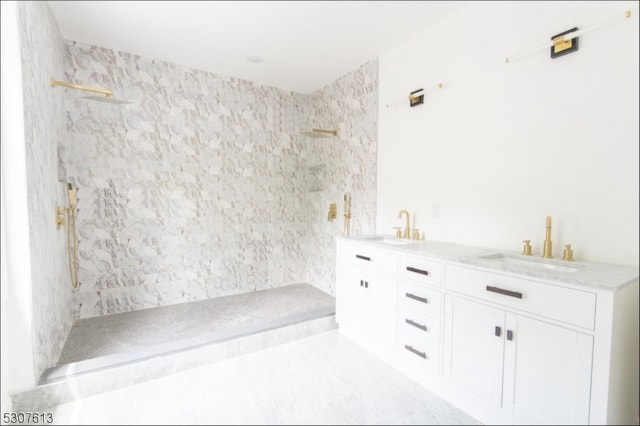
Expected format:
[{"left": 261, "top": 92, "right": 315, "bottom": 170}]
[
  {"left": 562, "top": 244, "right": 574, "bottom": 261},
  {"left": 542, "top": 215, "right": 553, "bottom": 258},
  {"left": 398, "top": 210, "right": 411, "bottom": 239}
]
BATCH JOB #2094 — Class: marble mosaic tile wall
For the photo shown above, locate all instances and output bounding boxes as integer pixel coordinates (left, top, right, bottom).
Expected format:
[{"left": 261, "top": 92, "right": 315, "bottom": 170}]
[
  {"left": 64, "top": 42, "right": 310, "bottom": 318},
  {"left": 62, "top": 41, "right": 377, "bottom": 318},
  {"left": 18, "top": 1, "right": 73, "bottom": 378},
  {"left": 302, "top": 61, "right": 378, "bottom": 295}
]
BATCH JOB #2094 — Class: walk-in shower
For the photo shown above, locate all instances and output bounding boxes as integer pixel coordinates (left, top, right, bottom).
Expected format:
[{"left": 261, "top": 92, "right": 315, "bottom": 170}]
[{"left": 19, "top": 75, "right": 341, "bottom": 410}]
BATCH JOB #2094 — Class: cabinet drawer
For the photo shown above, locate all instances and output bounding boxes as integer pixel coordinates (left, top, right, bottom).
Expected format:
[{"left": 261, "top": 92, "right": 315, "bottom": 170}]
[
  {"left": 399, "top": 255, "right": 443, "bottom": 287},
  {"left": 338, "top": 242, "right": 398, "bottom": 274},
  {"left": 445, "top": 265, "right": 596, "bottom": 329},
  {"left": 398, "top": 280, "right": 442, "bottom": 318},
  {"left": 397, "top": 307, "right": 441, "bottom": 347},
  {"left": 397, "top": 325, "right": 440, "bottom": 373}
]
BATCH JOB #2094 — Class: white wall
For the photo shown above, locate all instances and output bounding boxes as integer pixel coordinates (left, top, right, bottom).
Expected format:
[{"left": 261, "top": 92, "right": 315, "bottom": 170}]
[
  {"left": 377, "top": 1, "right": 639, "bottom": 267},
  {"left": 1, "top": 0, "right": 36, "bottom": 400}
]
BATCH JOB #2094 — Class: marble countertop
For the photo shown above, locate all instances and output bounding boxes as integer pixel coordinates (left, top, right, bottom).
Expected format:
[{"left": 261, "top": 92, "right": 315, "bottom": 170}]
[{"left": 337, "top": 235, "right": 640, "bottom": 292}]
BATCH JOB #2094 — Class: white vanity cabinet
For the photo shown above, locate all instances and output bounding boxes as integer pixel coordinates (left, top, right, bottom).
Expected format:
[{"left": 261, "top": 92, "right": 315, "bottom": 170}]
[
  {"left": 443, "top": 263, "right": 637, "bottom": 425},
  {"left": 335, "top": 240, "right": 398, "bottom": 362},
  {"left": 444, "top": 294, "right": 592, "bottom": 425},
  {"left": 335, "top": 237, "right": 639, "bottom": 425}
]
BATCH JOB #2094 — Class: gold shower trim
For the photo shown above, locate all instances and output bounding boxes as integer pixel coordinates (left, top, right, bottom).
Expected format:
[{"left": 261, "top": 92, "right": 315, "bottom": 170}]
[
  {"left": 311, "top": 128, "right": 337, "bottom": 136},
  {"left": 50, "top": 77, "right": 113, "bottom": 98}
]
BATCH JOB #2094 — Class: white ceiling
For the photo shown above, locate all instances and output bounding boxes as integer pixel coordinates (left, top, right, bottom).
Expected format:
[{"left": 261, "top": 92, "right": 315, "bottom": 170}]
[{"left": 47, "top": 1, "right": 469, "bottom": 94}]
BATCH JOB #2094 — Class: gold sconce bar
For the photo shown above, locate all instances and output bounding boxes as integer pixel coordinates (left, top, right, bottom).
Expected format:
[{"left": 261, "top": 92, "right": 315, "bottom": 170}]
[
  {"left": 50, "top": 77, "right": 112, "bottom": 98},
  {"left": 506, "top": 10, "right": 632, "bottom": 63},
  {"left": 550, "top": 27, "right": 579, "bottom": 58},
  {"left": 408, "top": 88, "right": 425, "bottom": 107},
  {"left": 386, "top": 82, "right": 444, "bottom": 109}
]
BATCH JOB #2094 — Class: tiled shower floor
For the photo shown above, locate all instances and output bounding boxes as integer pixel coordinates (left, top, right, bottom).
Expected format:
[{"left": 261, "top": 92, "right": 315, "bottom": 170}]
[{"left": 41, "top": 283, "right": 335, "bottom": 383}]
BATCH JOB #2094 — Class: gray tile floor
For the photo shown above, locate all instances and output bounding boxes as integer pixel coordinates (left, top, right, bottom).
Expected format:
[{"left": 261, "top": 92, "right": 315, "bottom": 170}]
[
  {"left": 50, "top": 330, "right": 481, "bottom": 425},
  {"left": 45, "top": 283, "right": 481, "bottom": 424},
  {"left": 56, "top": 283, "right": 335, "bottom": 365}
]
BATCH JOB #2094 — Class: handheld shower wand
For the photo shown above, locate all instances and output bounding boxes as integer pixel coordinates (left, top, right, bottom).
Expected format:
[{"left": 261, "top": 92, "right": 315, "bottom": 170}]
[
  {"left": 343, "top": 193, "right": 351, "bottom": 236},
  {"left": 66, "top": 182, "right": 79, "bottom": 288}
]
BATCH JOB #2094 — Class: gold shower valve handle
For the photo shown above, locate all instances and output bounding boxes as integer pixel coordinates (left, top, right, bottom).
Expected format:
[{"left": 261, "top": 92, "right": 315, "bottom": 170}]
[
  {"left": 327, "top": 203, "right": 337, "bottom": 221},
  {"left": 56, "top": 207, "right": 66, "bottom": 229},
  {"left": 522, "top": 240, "right": 532, "bottom": 256}
]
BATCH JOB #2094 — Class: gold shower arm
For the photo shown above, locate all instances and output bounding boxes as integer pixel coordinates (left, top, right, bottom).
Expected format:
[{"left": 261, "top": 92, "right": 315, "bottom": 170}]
[
  {"left": 50, "top": 77, "right": 112, "bottom": 98},
  {"left": 311, "top": 128, "right": 337, "bottom": 136}
]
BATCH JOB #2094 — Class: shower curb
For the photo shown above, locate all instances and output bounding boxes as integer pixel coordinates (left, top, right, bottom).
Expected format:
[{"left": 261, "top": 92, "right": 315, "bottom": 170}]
[{"left": 11, "top": 313, "right": 337, "bottom": 411}]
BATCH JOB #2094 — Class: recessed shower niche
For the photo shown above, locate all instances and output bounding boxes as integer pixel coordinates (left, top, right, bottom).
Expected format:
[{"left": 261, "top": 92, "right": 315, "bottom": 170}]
[{"left": 307, "top": 164, "right": 327, "bottom": 192}]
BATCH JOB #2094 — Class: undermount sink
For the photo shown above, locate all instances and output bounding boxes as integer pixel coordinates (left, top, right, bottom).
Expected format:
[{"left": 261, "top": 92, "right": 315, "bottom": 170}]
[
  {"left": 359, "top": 235, "right": 415, "bottom": 245},
  {"left": 477, "top": 252, "right": 584, "bottom": 273}
]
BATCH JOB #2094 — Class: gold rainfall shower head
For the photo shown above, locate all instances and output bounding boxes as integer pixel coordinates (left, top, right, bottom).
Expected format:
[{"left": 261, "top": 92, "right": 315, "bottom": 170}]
[
  {"left": 50, "top": 78, "right": 132, "bottom": 104},
  {"left": 302, "top": 128, "right": 338, "bottom": 138}
]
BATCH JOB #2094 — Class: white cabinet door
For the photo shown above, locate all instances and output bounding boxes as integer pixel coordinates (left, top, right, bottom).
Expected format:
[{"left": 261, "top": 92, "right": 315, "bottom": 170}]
[
  {"left": 444, "top": 295, "right": 593, "bottom": 424},
  {"left": 336, "top": 264, "right": 397, "bottom": 359},
  {"left": 367, "top": 271, "right": 397, "bottom": 359},
  {"left": 444, "top": 295, "right": 505, "bottom": 406},
  {"left": 336, "top": 265, "right": 369, "bottom": 346},
  {"left": 503, "top": 313, "right": 593, "bottom": 425}
]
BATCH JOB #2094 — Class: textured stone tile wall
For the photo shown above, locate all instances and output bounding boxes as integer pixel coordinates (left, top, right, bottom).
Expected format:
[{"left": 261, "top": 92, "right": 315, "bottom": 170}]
[
  {"left": 18, "top": 1, "right": 73, "bottom": 378},
  {"left": 64, "top": 42, "right": 314, "bottom": 318},
  {"left": 61, "top": 42, "right": 377, "bottom": 318},
  {"left": 303, "top": 61, "right": 378, "bottom": 295}
]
